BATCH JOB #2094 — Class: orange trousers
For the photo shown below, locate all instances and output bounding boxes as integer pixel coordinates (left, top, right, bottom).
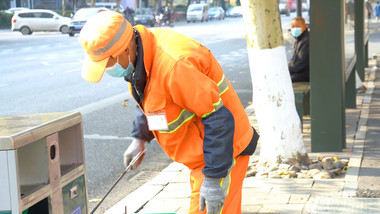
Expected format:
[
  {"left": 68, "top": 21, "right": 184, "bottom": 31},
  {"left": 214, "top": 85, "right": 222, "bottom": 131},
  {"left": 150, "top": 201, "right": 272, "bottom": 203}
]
[{"left": 188, "top": 155, "right": 250, "bottom": 214}]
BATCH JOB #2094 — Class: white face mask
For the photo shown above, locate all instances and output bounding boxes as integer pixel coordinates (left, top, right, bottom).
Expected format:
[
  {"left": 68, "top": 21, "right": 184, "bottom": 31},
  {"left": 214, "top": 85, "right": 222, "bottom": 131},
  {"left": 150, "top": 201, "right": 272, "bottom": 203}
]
[
  {"left": 291, "top": 27, "right": 303, "bottom": 38},
  {"left": 105, "top": 54, "right": 134, "bottom": 78}
]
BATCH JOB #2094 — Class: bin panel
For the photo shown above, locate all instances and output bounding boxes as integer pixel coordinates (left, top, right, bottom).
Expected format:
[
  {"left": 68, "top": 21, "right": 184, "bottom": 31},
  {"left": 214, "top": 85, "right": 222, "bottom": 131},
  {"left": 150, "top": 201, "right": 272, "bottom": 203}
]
[
  {"left": 0, "top": 152, "right": 11, "bottom": 211},
  {"left": 58, "top": 125, "right": 84, "bottom": 176},
  {"left": 17, "top": 138, "right": 49, "bottom": 198},
  {"left": 62, "top": 175, "right": 87, "bottom": 214}
]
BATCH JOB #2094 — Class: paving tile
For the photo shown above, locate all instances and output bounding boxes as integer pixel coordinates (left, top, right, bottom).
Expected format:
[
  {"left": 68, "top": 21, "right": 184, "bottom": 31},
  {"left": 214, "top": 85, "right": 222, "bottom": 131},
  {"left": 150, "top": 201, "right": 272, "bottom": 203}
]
[
  {"left": 148, "top": 171, "right": 181, "bottom": 185},
  {"left": 154, "top": 183, "right": 191, "bottom": 199},
  {"left": 242, "top": 188, "right": 268, "bottom": 205},
  {"left": 164, "top": 182, "right": 191, "bottom": 191},
  {"left": 176, "top": 205, "right": 191, "bottom": 214},
  {"left": 162, "top": 162, "right": 186, "bottom": 172},
  {"left": 264, "top": 193, "right": 291, "bottom": 204},
  {"left": 310, "top": 197, "right": 380, "bottom": 214},
  {"left": 105, "top": 184, "right": 164, "bottom": 214},
  {"left": 241, "top": 205, "right": 262, "bottom": 213},
  {"left": 243, "top": 178, "right": 275, "bottom": 189},
  {"left": 259, "top": 204, "right": 305, "bottom": 214},
  {"left": 170, "top": 168, "right": 191, "bottom": 183},
  {"left": 270, "top": 187, "right": 313, "bottom": 195},
  {"left": 138, "top": 197, "right": 187, "bottom": 213},
  {"left": 302, "top": 196, "right": 316, "bottom": 214},
  {"left": 312, "top": 180, "right": 345, "bottom": 188},
  {"left": 289, "top": 194, "right": 311, "bottom": 204}
]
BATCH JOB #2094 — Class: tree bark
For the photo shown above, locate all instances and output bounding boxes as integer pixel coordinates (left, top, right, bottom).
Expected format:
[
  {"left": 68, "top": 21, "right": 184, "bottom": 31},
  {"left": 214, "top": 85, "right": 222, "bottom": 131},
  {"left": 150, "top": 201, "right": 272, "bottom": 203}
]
[
  {"left": 62, "top": 0, "right": 66, "bottom": 17},
  {"left": 240, "top": 0, "right": 310, "bottom": 166},
  {"left": 116, "top": 0, "right": 121, "bottom": 12}
]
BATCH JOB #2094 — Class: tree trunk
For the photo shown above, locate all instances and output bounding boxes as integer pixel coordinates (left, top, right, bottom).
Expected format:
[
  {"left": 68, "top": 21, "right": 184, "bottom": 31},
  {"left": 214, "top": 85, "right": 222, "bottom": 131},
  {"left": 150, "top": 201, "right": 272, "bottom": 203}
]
[
  {"left": 116, "top": 0, "right": 121, "bottom": 12},
  {"left": 240, "top": 0, "right": 310, "bottom": 166},
  {"left": 62, "top": 0, "right": 66, "bottom": 17}
]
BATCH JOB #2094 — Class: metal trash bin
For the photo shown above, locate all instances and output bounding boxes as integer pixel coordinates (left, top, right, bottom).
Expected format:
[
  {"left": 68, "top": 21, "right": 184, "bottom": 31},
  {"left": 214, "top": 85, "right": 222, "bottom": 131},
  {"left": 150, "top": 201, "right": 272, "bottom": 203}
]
[{"left": 0, "top": 112, "right": 88, "bottom": 214}]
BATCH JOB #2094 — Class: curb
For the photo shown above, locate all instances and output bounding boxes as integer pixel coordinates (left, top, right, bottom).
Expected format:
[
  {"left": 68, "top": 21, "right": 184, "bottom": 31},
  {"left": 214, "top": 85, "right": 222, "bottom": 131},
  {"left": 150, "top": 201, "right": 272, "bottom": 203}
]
[
  {"left": 105, "top": 162, "right": 185, "bottom": 214},
  {"left": 342, "top": 63, "right": 376, "bottom": 197}
]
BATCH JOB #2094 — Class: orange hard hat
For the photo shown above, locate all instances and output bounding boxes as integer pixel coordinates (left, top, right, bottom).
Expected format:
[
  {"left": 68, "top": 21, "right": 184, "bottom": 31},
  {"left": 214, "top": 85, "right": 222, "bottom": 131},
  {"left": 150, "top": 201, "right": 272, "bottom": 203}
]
[{"left": 79, "top": 11, "right": 133, "bottom": 83}]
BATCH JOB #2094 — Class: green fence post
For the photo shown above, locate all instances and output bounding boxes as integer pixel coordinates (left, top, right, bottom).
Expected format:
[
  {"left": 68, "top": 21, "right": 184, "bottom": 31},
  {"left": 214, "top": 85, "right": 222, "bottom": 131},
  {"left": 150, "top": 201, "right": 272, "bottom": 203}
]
[
  {"left": 365, "top": 41, "right": 369, "bottom": 67},
  {"left": 346, "top": 65, "right": 357, "bottom": 109},
  {"left": 310, "top": 0, "right": 345, "bottom": 152},
  {"left": 355, "top": 0, "right": 365, "bottom": 80}
]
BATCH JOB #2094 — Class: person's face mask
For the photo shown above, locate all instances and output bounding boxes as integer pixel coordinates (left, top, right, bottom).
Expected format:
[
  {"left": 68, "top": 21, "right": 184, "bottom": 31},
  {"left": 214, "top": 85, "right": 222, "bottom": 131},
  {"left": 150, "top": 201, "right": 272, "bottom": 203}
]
[
  {"left": 105, "top": 54, "right": 134, "bottom": 78},
  {"left": 291, "top": 27, "right": 302, "bottom": 38}
]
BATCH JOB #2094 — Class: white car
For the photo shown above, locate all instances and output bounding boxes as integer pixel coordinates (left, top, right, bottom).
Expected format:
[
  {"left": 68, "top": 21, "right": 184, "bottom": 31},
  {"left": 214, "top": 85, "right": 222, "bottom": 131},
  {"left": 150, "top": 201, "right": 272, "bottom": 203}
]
[
  {"left": 186, "top": 4, "right": 209, "bottom": 23},
  {"left": 4, "top": 7, "right": 29, "bottom": 14},
  {"left": 11, "top": 9, "right": 71, "bottom": 35},
  {"left": 68, "top": 8, "right": 109, "bottom": 37},
  {"left": 87, "top": 2, "right": 124, "bottom": 12},
  {"left": 229, "top": 6, "right": 242, "bottom": 17}
]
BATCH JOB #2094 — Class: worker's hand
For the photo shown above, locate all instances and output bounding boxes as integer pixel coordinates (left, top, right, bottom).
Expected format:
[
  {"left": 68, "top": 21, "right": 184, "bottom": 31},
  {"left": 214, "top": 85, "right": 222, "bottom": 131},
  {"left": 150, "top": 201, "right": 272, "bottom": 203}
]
[
  {"left": 123, "top": 138, "right": 146, "bottom": 169},
  {"left": 199, "top": 177, "right": 225, "bottom": 214}
]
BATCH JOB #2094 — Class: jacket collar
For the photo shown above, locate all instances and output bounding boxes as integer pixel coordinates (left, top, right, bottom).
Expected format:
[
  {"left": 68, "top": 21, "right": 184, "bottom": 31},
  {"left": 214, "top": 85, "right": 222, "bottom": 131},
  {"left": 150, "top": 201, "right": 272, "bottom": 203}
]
[
  {"left": 134, "top": 25, "right": 154, "bottom": 78},
  {"left": 297, "top": 29, "right": 309, "bottom": 41}
]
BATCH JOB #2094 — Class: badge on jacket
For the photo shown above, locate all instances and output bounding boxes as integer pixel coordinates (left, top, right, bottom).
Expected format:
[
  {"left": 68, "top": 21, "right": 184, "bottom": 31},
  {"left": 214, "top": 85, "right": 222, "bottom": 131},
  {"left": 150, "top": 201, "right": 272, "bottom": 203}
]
[{"left": 146, "top": 110, "right": 169, "bottom": 131}]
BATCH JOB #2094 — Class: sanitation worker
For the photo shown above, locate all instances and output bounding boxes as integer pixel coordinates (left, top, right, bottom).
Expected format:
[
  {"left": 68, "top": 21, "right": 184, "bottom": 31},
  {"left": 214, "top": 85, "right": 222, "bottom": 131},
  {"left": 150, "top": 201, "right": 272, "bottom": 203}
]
[{"left": 79, "top": 11, "right": 259, "bottom": 214}]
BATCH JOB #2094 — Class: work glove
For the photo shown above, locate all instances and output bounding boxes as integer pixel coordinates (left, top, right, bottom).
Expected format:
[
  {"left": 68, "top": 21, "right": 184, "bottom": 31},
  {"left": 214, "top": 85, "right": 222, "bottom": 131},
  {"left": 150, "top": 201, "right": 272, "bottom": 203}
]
[
  {"left": 123, "top": 138, "right": 146, "bottom": 169},
  {"left": 199, "top": 176, "right": 225, "bottom": 214}
]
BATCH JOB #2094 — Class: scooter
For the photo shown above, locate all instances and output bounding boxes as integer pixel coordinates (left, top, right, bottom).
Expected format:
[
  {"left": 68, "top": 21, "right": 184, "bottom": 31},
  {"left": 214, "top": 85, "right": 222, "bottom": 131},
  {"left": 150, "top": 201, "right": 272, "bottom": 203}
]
[{"left": 155, "top": 13, "right": 175, "bottom": 27}]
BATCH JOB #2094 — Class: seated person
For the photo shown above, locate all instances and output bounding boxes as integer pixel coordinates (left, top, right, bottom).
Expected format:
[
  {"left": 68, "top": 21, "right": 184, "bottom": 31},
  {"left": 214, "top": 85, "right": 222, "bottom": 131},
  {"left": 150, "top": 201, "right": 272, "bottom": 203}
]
[{"left": 288, "top": 17, "right": 309, "bottom": 83}]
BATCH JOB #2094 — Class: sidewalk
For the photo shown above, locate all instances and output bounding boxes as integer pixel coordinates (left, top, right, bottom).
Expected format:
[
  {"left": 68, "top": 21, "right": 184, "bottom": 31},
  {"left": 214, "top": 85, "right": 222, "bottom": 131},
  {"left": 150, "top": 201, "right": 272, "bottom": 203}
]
[
  {"left": 102, "top": 59, "right": 380, "bottom": 214},
  {"left": 103, "top": 56, "right": 380, "bottom": 214},
  {"left": 103, "top": 19, "right": 380, "bottom": 213}
]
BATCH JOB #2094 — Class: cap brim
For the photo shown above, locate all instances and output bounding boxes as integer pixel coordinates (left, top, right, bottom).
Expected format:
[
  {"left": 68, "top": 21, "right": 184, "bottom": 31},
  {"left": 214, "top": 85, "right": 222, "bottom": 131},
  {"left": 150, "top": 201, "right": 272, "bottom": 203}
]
[{"left": 81, "top": 55, "right": 110, "bottom": 83}]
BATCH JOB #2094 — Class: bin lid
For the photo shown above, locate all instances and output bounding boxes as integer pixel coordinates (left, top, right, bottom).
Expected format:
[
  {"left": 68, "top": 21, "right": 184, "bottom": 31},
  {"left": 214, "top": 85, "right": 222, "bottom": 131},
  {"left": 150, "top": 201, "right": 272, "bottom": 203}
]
[{"left": 0, "top": 112, "right": 82, "bottom": 150}]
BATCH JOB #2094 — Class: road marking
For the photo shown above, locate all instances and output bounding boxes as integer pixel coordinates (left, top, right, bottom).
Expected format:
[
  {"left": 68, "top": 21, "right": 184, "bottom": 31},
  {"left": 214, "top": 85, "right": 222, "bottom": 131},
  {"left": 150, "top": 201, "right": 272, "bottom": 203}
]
[
  {"left": 69, "top": 92, "right": 131, "bottom": 115},
  {"left": 84, "top": 134, "right": 134, "bottom": 141},
  {"left": 65, "top": 68, "right": 79, "bottom": 73},
  {"left": 24, "top": 56, "right": 36, "bottom": 60},
  {"left": 1, "top": 49, "right": 15, "bottom": 54},
  {"left": 22, "top": 47, "right": 33, "bottom": 51}
]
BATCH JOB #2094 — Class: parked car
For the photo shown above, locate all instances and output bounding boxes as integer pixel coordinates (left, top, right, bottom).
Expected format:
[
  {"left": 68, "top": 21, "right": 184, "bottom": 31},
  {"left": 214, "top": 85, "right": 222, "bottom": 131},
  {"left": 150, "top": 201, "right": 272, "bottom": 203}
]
[
  {"left": 208, "top": 6, "right": 225, "bottom": 20},
  {"left": 172, "top": 5, "right": 186, "bottom": 21},
  {"left": 279, "top": 1, "right": 290, "bottom": 16},
  {"left": 68, "top": 8, "right": 109, "bottom": 37},
  {"left": 86, "top": 2, "right": 124, "bottom": 12},
  {"left": 11, "top": 9, "right": 71, "bottom": 35},
  {"left": 229, "top": 6, "right": 242, "bottom": 17},
  {"left": 186, "top": 3, "right": 209, "bottom": 23},
  {"left": 134, "top": 8, "right": 155, "bottom": 27},
  {"left": 4, "top": 7, "right": 28, "bottom": 14}
]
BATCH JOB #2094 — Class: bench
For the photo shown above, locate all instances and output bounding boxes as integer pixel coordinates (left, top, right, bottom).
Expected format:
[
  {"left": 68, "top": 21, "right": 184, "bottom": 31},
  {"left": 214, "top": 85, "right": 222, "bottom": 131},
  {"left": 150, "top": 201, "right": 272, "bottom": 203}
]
[{"left": 293, "top": 82, "right": 310, "bottom": 129}]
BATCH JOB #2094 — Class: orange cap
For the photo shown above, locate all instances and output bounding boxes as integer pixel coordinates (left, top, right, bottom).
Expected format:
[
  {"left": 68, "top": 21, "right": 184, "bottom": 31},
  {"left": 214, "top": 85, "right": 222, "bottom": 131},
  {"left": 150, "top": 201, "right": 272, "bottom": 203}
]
[{"left": 79, "top": 11, "right": 133, "bottom": 83}]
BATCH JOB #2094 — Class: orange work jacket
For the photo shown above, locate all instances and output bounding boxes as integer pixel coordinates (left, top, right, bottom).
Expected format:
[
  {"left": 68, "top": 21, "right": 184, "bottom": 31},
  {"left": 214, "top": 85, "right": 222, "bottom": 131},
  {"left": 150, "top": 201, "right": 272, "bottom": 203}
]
[{"left": 133, "top": 25, "right": 254, "bottom": 170}]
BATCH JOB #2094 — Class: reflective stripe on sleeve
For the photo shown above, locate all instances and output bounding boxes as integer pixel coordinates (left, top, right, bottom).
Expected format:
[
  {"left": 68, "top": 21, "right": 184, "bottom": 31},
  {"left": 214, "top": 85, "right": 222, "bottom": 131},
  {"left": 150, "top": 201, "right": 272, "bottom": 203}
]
[
  {"left": 219, "top": 158, "right": 236, "bottom": 213},
  {"left": 159, "top": 109, "right": 195, "bottom": 134},
  {"left": 218, "top": 75, "right": 229, "bottom": 96},
  {"left": 159, "top": 75, "right": 229, "bottom": 133},
  {"left": 201, "top": 99, "right": 223, "bottom": 118}
]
